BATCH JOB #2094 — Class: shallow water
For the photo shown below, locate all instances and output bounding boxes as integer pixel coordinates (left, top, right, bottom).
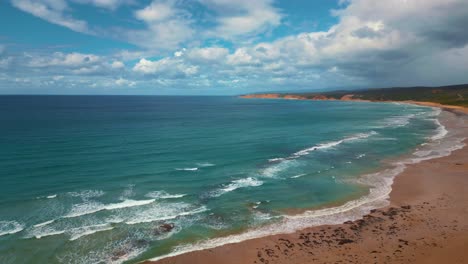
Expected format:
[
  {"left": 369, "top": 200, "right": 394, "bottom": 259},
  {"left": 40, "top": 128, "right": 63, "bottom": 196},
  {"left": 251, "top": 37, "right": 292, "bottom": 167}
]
[{"left": 0, "top": 96, "right": 446, "bottom": 263}]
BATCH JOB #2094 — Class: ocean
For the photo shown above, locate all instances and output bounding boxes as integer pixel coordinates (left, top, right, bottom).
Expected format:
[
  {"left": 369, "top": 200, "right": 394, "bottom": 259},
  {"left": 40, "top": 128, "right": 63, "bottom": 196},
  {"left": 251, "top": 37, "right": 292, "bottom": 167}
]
[{"left": 0, "top": 96, "right": 460, "bottom": 263}]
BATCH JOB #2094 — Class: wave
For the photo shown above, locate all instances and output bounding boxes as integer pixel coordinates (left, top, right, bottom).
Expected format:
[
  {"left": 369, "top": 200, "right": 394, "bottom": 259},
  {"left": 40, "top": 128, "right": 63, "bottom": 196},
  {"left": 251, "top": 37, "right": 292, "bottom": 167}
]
[
  {"left": 33, "top": 220, "right": 55, "bottom": 228},
  {"left": 29, "top": 223, "right": 113, "bottom": 241},
  {"left": 68, "top": 190, "right": 105, "bottom": 199},
  {"left": 69, "top": 224, "right": 114, "bottom": 241},
  {"left": 290, "top": 174, "right": 307, "bottom": 179},
  {"left": 125, "top": 206, "right": 208, "bottom": 225},
  {"left": 267, "top": 158, "right": 285, "bottom": 162},
  {"left": 146, "top": 191, "right": 187, "bottom": 199},
  {"left": 431, "top": 118, "right": 448, "bottom": 140},
  {"left": 210, "top": 177, "right": 263, "bottom": 198},
  {"left": 196, "top": 163, "right": 215, "bottom": 167},
  {"left": 64, "top": 199, "right": 155, "bottom": 218},
  {"left": 260, "top": 160, "right": 297, "bottom": 178},
  {"left": 0, "top": 221, "right": 24, "bottom": 237},
  {"left": 295, "top": 131, "right": 377, "bottom": 158},
  {"left": 47, "top": 194, "right": 57, "bottom": 199},
  {"left": 34, "top": 230, "right": 66, "bottom": 239},
  {"left": 380, "top": 114, "right": 415, "bottom": 128},
  {"left": 269, "top": 131, "right": 377, "bottom": 163},
  {"left": 175, "top": 168, "right": 198, "bottom": 171}
]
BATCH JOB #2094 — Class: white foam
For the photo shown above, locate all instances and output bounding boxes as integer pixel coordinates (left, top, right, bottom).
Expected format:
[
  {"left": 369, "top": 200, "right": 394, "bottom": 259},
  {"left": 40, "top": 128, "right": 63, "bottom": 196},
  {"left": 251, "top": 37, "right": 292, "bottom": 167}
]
[
  {"left": 356, "top": 153, "right": 366, "bottom": 159},
  {"left": 380, "top": 113, "right": 415, "bottom": 128},
  {"left": 431, "top": 118, "right": 448, "bottom": 140},
  {"left": 267, "top": 131, "right": 377, "bottom": 163},
  {"left": 293, "top": 131, "right": 377, "bottom": 158},
  {"left": 0, "top": 221, "right": 24, "bottom": 237},
  {"left": 68, "top": 190, "right": 105, "bottom": 199},
  {"left": 33, "top": 229, "right": 66, "bottom": 239},
  {"left": 64, "top": 199, "right": 155, "bottom": 218},
  {"left": 146, "top": 191, "right": 187, "bottom": 199},
  {"left": 268, "top": 158, "right": 285, "bottom": 162},
  {"left": 47, "top": 194, "right": 57, "bottom": 199},
  {"left": 69, "top": 224, "right": 114, "bottom": 241},
  {"left": 260, "top": 160, "right": 297, "bottom": 178},
  {"left": 196, "top": 163, "right": 215, "bottom": 167},
  {"left": 33, "top": 220, "right": 55, "bottom": 228},
  {"left": 124, "top": 204, "right": 208, "bottom": 225},
  {"left": 210, "top": 178, "right": 263, "bottom": 197},
  {"left": 176, "top": 168, "right": 198, "bottom": 171},
  {"left": 290, "top": 174, "right": 306, "bottom": 179}
]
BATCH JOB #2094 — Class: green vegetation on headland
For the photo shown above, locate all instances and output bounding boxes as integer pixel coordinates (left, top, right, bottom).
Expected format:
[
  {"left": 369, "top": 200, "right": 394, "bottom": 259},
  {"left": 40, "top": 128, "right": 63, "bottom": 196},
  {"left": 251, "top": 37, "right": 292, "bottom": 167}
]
[{"left": 241, "top": 84, "right": 468, "bottom": 107}]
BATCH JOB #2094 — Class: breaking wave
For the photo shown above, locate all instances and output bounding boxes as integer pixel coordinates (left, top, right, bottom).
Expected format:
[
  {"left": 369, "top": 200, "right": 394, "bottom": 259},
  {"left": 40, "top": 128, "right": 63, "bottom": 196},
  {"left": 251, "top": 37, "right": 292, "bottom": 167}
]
[{"left": 210, "top": 177, "right": 263, "bottom": 197}]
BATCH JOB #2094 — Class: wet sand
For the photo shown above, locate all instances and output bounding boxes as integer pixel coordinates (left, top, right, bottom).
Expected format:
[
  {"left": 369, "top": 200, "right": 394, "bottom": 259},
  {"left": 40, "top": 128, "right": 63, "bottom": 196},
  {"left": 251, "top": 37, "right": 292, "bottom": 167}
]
[{"left": 146, "top": 109, "right": 468, "bottom": 264}]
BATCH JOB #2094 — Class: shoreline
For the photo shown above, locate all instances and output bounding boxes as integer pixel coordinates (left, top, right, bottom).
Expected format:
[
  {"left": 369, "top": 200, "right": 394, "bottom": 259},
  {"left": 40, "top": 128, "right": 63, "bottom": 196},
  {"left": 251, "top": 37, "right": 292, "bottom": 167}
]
[{"left": 145, "top": 103, "right": 468, "bottom": 264}]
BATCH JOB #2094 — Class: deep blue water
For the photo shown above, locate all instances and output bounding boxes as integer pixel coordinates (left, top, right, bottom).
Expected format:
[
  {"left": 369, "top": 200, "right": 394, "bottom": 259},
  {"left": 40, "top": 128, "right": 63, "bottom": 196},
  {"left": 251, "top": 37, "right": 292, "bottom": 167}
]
[{"left": 0, "top": 96, "right": 439, "bottom": 263}]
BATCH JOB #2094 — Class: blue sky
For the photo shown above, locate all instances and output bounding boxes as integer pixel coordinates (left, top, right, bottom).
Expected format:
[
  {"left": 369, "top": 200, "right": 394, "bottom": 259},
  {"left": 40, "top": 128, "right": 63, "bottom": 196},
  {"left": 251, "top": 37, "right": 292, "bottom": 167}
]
[{"left": 1, "top": 0, "right": 468, "bottom": 95}]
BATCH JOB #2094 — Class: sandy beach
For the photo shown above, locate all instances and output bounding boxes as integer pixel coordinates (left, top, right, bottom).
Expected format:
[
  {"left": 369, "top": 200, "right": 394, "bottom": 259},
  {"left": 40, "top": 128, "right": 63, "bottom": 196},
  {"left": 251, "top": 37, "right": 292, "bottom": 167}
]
[{"left": 146, "top": 106, "right": 468, "bottom": 264}]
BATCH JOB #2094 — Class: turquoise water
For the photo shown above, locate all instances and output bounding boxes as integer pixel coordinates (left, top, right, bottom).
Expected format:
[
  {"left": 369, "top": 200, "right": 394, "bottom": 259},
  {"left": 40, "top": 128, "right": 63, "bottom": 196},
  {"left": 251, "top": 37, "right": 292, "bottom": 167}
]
[{"left": 0, "top": 96, "right": 440, "bottom": 263}]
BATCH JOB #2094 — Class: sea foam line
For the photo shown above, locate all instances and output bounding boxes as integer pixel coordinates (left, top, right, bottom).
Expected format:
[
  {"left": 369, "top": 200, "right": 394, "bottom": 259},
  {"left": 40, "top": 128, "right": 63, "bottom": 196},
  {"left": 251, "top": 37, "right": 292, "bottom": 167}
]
[
  {"left": 64, "top": 199, "right": 155, "bottom": 218},
  {"left": 146, "top": 191, "right": 187, "bottom": 199},
  {"left": 176, "top": 168, "right": 198, "bottom": 171},
  {"left": 125, "top": 206, "right": 208, "bottom": 225},
  {"left": 269, "top": 131, "right": 377, "bottom": 163}
]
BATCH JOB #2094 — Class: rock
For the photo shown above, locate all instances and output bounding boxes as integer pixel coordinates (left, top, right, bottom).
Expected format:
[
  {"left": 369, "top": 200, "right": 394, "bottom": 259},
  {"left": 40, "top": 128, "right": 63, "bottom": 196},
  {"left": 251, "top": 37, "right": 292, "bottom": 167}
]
[
  {"left": 338, "top": 239, "right": 354, "bottom": 245},
  {"left": 160, "top": 223, "right": 175, "bottom": 232}
]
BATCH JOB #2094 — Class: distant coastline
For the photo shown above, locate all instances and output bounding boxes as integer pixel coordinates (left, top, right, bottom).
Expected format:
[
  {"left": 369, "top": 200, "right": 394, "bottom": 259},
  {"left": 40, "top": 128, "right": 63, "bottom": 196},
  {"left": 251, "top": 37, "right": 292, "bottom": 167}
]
[{"left": 239, "top": 83, "right": 468, "bottom": 114}]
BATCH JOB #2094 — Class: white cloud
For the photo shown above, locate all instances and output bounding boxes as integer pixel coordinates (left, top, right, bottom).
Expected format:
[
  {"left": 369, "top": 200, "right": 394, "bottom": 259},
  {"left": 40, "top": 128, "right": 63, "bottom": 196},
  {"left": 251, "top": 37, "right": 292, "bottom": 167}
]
[
  {"left": 115, "top": 77, "right": 136, "bottom": 87},
  {"left": 129, "top": 1, "right": 193, "bottom": 50},
  {"left": 135, "top": 1, "right": 174, "bottom": 22},
  {"left": 200, "top": 0, "right": 282, "bottom": 39},
  {"left": 72, "top": 0, "right": 132, "bottom": 10},
  {"left": 11, "top": 0, "right": 90, "bottom": 34},
  {"left": 111, "top": 61, "right": 125, "bottom": 69},
  {"left": 186, "top": 47, "right": 229, "bottom": 62},
  {"left": 227, "top": 48, "right": 257, "bottom": 65},
  {"left": 133, "top": 58, "right": 198, "bottom": 77}
]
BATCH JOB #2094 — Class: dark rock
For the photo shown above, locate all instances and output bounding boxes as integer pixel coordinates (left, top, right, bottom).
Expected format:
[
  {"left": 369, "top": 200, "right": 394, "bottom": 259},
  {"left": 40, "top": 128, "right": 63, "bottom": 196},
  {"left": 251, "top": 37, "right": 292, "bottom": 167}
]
[
  {"left": 338, "top": 239, "right": 354, "bottom": 245},
  {"left": 157, "top": 223, "right": 175, "bottom": 233}
]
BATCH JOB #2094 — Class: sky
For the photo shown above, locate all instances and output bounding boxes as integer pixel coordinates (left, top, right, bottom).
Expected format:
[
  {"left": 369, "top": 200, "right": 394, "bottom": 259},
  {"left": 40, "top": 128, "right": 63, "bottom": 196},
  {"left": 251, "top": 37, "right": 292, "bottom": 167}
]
[{"left": 1, "top": 0, "right": 468, "bottom": 95}]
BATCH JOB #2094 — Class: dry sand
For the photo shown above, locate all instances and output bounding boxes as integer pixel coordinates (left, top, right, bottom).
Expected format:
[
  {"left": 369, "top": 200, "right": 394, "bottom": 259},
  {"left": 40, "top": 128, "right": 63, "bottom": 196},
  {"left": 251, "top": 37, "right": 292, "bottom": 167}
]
[{"left": 146, "top": 108, "right": 468, "bottom": 264}]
